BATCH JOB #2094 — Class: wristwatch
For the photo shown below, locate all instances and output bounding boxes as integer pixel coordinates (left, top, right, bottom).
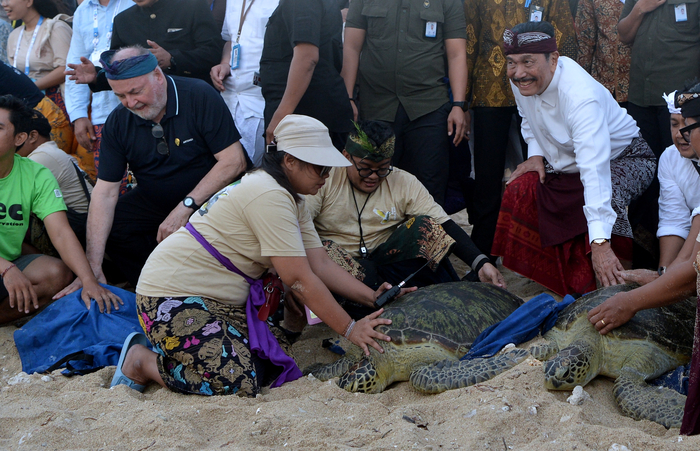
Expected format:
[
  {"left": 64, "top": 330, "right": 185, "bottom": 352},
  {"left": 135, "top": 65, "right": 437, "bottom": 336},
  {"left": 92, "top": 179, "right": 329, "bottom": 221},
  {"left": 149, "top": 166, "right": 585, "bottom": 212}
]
[
  {"left": 183, "top": 196, "right": 200, "bottom": 210},
  {"left": 168, "top": 56, "right": 177, "bottom": 71},
  {"left": 591, "top": 238, "right": 609, "bottom": 245},
  {"left": 451, "top": 100, "right": 467, "bottom": 111}
]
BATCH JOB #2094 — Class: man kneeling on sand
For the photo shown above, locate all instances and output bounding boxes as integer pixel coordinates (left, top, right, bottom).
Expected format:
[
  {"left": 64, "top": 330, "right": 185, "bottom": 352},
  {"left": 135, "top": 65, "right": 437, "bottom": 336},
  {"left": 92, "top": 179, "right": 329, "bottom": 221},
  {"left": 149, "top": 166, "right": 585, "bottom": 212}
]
[{"left": 303, "top": 120, "right": 505, "bottom": 318}]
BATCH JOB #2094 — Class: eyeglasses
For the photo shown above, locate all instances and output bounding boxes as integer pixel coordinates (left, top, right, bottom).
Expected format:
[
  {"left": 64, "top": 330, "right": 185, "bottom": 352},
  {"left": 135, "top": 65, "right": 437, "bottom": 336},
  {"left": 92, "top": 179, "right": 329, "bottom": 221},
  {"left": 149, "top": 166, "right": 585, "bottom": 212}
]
[
  {"left": 680, "top": 122, "right": 700, "bottom": 143},
  {"left": 351, "top": 156, "right": 392, "bottom": 178},
  {"left": 151, "top": 123, "right": 169, "bottom": 156},
  {"left": 311, "top": 164, "right": 332, "bottom": 177}
]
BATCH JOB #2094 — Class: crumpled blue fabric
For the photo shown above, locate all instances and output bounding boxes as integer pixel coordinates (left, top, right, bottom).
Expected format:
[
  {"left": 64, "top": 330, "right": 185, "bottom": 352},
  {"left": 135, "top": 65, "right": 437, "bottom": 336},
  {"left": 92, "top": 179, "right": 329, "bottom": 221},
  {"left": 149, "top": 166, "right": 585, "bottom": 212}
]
[
  {"left": 14, "top": 285, "right": 143, "bottom": 375},
  {"left": 461, "top": 292, "right": 577, "bottom": 360},
  {"left": 651, "top": 363, "right": 691, "bottom": 395}
]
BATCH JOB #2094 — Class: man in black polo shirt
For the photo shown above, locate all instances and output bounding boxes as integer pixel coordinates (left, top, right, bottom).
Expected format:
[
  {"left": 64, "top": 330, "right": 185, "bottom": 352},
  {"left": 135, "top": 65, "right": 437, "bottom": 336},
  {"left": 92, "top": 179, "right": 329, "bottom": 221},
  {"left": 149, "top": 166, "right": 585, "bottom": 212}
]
[
  {"left": 260, "top": 0, "right": 353, "bottom": 150},
  {"left": 81, "top": 46, "right": 249, "bottom": 288}
]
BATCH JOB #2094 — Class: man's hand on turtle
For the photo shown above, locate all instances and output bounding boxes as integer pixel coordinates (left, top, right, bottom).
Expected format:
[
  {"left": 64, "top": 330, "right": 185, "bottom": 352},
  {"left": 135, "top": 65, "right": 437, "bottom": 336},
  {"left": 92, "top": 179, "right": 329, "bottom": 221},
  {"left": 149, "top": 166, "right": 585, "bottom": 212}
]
[
  {"left": 591, "top": 242, "right": 625, "bottom": 287},
  {"left": 587, "top": 291, "right": 636, "bottom": 335},
  {"left": 478, "top": 263, "right": 506, "bottom": 288}
]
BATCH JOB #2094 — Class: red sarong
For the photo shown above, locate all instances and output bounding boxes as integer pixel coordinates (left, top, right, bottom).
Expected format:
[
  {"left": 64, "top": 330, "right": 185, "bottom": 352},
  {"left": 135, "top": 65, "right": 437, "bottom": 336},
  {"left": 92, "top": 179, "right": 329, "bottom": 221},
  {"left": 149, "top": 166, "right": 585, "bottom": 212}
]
[
  {"left": 681, "top": 261, "right": 700, "bottom": 435},
  {"left": 492, "top": 172, "right": 632, "bottom": 296}
]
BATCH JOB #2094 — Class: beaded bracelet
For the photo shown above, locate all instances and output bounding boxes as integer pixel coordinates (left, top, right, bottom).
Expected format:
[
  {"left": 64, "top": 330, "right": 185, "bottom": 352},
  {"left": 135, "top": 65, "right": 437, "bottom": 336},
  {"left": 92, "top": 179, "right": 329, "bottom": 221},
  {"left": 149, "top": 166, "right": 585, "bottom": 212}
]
[
  {"left": 1, "top": 264, "right": 16, "bottom": 278},
  {"left": 343, "top": 319, "right": 356, "bottom": 339}
]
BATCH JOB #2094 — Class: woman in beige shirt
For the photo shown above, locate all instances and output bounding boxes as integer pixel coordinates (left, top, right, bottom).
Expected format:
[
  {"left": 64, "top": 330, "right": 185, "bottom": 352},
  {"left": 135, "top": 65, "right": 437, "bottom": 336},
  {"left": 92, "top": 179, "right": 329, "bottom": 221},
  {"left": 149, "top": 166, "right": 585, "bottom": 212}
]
[
  {"left": 4, "top": 0, "right": 72, "bottom": 115},
  {"left": 111, "top": 115, "right": 411, "bottom": 397}
]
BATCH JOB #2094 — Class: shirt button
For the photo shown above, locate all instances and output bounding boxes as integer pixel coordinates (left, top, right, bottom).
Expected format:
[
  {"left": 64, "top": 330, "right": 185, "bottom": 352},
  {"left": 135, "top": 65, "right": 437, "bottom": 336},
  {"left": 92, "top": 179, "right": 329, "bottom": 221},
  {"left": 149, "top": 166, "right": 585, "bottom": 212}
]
[
  {"left": 399, "top": 49, "right": 402, "bottom": 52},
  {"left": 150, "top": 13, "right": 156, "bottom": 19}
]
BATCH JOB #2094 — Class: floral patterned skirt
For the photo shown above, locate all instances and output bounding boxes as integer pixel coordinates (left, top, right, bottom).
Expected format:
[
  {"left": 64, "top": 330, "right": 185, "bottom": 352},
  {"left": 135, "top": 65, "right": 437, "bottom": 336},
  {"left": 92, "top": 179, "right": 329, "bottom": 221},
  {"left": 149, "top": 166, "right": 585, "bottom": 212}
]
[{"left": 136, "top": 294, "right": 294, "bottom": 397}]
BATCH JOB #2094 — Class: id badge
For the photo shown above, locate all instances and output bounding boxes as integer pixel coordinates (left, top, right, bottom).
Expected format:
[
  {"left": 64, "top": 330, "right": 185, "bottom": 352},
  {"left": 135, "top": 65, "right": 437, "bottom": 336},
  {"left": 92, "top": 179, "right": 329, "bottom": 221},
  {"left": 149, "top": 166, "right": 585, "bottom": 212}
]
[
  {"left": 253, "top": 71, "right": 261, "bottom": 87},
  {"left": 530, "top": 6, "right": 544, "bottom": 22},
  {"left": 425, "top": 21, "right": 437, "bottom": 38},
  {"left": 90, "top": 48, "right": 103, "bottom": 67},
  {"left": 675, "top": 3, "right": 688, "bottom": 22},
  {"left": 230, "top": 42, "right": 241, "bottom": 70}
]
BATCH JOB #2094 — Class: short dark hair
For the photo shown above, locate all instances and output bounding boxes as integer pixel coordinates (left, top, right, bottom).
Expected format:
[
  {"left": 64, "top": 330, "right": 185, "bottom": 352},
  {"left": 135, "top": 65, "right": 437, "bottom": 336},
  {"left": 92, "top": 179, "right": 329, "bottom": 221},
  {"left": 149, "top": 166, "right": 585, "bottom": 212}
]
[
  {"left": 510, "top": 21, "right": 555, "bottom": 37},
  {"left": 19, "top": 110, "right": 52, "bottom": 139},
  {"left": 0, "top": 95, "right": 33, "bottom": 137}
]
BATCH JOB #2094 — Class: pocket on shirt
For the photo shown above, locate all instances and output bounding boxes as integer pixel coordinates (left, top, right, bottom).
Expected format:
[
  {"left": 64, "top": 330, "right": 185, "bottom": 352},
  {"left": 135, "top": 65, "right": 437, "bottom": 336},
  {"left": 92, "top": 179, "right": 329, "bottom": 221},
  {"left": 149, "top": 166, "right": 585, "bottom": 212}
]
[
  {"left": 362, "top": 3, "right": 391, "bottom": 41},
  {"left": 407, "top": 4, "right": 444, "bottom": 45},
  {"left": 660, "top": 0, "right": 700, "bottom": 36}
]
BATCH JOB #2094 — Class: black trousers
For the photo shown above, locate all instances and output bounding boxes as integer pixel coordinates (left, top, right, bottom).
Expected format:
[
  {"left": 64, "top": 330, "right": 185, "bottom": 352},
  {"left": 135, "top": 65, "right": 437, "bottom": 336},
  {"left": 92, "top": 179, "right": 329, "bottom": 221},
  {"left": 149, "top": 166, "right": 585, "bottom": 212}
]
[
  {"left": 105, "top": 188, "right": 171, "bottom": 287},
  {"left": 392, "top": 102, "right": 452, "bottom": 207},
  {"left": 470, "top": 106, "right": 527, "bottom": 258}
]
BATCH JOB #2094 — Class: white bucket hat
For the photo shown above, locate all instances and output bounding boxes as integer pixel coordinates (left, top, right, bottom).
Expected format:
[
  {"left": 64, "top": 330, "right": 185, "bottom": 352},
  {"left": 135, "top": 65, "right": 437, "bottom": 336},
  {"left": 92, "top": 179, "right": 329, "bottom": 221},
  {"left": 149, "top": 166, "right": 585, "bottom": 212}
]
[{"left": 272, "top": 115, "right": 351, "bottom": 168}]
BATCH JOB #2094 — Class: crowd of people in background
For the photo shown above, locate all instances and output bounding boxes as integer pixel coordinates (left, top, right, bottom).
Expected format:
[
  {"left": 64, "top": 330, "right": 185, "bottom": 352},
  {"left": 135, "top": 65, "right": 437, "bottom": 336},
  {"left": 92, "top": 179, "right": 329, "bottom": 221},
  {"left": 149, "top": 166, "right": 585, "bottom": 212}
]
[{"left": 1, "top": 0, "right": 700, "bottom": 433}]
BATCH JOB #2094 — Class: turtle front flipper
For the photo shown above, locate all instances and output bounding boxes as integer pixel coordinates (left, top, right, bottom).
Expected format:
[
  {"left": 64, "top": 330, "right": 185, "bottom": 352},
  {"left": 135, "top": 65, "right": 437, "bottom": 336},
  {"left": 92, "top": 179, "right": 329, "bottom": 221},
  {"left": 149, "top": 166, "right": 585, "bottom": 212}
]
[
  {"left": 528, "top": 342, "right": 559, "bottom": 361},
  {"left": 613, "top": 367, "right": 685, "bottom": 428},
  {"left": 409, "top": 349, "right": 530, "bottom": 394},
  {"left": 307, "top": 357, "right": 355, "bottom": 381}
]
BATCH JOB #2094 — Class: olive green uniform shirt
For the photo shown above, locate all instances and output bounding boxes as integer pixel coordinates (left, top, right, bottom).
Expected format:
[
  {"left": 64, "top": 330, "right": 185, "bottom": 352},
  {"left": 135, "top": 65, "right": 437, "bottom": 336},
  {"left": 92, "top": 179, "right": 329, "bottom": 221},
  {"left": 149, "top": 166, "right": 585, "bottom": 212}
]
[
  {"left": 345, "top": 0, "right": 466, "bottom": 122},
  {"left": 464, "top": 0, "right": 577, "bottom": 108},
  {"left": 621, "top": 0, "right": 700, "bottom": 107}
]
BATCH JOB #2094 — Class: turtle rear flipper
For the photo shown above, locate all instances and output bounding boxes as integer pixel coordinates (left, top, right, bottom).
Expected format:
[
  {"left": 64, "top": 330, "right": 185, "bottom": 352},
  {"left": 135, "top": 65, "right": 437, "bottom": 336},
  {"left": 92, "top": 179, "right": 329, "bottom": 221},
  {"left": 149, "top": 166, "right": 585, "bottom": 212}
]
[
  {"left": 307, "top": 357, "right": 355, "bottom": 381},
  {"left": 409, "top": 349, "right": 529, "bottom": 394},
  {"left": 613, "top": 367, "right": 686, "bottom": 429}
]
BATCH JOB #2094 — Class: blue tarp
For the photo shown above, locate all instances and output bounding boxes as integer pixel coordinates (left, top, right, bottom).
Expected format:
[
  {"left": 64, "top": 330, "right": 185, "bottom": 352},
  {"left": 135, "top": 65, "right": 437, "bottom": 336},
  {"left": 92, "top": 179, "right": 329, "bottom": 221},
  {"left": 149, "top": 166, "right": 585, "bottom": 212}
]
[
  {"left": 461, "top": 292, "right": 577, "bottom": 360},
  {"left": 14, "top": 285, "right": 143, "bottom": 375}
]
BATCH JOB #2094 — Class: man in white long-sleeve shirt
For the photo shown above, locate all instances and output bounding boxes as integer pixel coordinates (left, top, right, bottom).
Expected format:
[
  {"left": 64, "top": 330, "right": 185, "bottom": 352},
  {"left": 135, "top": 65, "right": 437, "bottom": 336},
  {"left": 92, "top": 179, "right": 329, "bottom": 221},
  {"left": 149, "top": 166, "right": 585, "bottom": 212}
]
[
  {"left": 492, "top": 21, "right": 656, "bottom": 296},
  {"left": 657, "top": 91, "right": 700, "bottom": 269}
]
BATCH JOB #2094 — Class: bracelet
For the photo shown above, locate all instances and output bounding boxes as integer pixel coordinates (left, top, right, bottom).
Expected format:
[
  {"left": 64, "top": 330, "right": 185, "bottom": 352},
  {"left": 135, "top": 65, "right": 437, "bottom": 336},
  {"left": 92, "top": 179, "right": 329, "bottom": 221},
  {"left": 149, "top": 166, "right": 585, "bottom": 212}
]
[
  {"left": 1, "top": 264, "right": 16, "bottom": 278},
  {"left": 658, "top": 266, "right": 666, "bottom": 276},
  {"left": 349, "top": 97, "right": 356, "bottom": 102},
  {"left": 343, "top": 319, "right": 356, "bottom": 339}
]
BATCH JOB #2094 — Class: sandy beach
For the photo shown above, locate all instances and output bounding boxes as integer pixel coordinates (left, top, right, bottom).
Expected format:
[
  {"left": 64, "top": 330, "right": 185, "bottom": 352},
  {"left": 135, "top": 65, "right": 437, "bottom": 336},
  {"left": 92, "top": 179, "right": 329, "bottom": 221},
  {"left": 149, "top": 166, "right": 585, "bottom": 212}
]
[{"left": 1, "top": 211, "right": 699, "bottom": 450}]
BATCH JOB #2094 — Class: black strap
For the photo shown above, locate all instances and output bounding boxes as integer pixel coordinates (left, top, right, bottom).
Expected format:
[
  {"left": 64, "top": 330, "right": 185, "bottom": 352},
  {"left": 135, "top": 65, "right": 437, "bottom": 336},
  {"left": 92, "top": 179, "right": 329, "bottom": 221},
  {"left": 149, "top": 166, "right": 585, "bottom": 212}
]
[
  {"left": 44, "top": 351, "right": 100, "bottom": 377},
  {"left": 71, "top": 160, "right": 91, "bottom": 203},
  {"left": 692, "top": 161, "right": 700, "bottom": 178}
]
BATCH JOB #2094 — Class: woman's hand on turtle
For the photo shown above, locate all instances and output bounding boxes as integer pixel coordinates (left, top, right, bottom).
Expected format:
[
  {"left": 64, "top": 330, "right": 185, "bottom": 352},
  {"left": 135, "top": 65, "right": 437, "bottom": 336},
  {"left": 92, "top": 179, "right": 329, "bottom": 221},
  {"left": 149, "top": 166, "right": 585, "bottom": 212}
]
[
  {"left": 478, "top": 263, "right": 506, "bottom": 288},
  {"left": 348, "top": 309, "right": 392, "bottom": 356},
  {"left": 620, "top": 268, "right": 659, "bottom": 286},
  {"left": 587, "top": 291, "right": 636, "bottom": 335}
]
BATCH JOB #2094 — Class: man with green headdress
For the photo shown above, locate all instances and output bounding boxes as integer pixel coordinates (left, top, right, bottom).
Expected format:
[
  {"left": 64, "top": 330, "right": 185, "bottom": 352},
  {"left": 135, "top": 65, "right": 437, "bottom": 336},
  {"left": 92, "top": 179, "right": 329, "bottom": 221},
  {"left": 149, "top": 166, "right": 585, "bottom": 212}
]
[{"left": 305, "top": 120, "right": 504, "bottom": 317}]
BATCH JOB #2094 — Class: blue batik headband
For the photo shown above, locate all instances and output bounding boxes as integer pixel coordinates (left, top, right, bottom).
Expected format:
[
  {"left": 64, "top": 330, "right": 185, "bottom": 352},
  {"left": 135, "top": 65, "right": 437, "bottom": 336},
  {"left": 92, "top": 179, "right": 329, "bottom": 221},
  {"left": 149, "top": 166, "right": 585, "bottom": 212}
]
[{"left": 99, "top": 50, "right": 158, "bottom": 80}]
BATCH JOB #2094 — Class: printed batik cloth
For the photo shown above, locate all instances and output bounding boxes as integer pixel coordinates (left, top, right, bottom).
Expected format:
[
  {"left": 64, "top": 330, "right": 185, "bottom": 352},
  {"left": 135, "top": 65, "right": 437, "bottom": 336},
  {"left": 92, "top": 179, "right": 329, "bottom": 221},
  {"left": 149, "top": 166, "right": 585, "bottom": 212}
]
[{"left": 136, "top": 294, "right": 295, "bottom": 397}]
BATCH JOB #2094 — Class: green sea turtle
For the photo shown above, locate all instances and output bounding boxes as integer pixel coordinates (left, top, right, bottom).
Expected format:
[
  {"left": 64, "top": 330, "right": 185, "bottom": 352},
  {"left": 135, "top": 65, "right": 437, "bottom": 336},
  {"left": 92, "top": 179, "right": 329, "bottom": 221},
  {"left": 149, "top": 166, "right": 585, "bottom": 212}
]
[
  {"left": 411, "top": 284, "right": 696, "bottom": 428},
  {"left": 308, "top": 281, "right": 527, "bottom": 394}
]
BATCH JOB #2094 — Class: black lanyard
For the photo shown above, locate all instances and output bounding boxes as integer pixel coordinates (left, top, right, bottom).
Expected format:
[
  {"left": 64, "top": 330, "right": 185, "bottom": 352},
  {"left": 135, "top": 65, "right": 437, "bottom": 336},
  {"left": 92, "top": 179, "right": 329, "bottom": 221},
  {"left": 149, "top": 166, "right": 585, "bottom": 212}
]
[{"left": 350, "top": 185, "right": 373, "bottom": 258}]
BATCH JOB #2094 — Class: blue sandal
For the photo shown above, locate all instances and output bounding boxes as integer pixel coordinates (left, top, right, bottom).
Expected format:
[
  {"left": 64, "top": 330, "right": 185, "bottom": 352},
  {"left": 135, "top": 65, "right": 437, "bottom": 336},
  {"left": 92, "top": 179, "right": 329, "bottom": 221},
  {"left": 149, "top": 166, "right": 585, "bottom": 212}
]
[{"left": 110, "top": 332, "right": 150, "bottom": 392}]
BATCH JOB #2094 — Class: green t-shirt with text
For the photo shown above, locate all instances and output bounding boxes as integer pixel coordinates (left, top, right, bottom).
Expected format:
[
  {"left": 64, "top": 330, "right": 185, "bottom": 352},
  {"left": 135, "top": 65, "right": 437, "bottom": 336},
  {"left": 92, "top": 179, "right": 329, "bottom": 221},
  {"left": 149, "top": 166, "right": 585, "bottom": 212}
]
[{"left": 0, "top": 154, "right": 67, "bottom": 261}]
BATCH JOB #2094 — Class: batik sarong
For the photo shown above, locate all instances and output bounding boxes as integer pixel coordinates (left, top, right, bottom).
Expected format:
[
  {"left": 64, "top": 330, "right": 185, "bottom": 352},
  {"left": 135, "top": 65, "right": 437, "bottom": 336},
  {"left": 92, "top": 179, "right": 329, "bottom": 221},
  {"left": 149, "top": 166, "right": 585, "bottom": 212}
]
[
  {"left": 492, "top": 137, "right": 656, "bottom": 296},
  {"left": 136, "top": 294, "right": 295, "bottom": 397}
]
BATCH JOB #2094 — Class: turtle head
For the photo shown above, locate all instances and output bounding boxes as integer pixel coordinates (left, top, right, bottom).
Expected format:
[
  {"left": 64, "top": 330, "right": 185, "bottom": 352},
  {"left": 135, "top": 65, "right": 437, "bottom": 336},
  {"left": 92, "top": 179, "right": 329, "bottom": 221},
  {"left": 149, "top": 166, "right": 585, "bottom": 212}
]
[
  {"left": 337, "top": 358, "right": 387, "bottom": 393},
  {"left": 543, "top": 340, "right": 601, "bottom": 390}
]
